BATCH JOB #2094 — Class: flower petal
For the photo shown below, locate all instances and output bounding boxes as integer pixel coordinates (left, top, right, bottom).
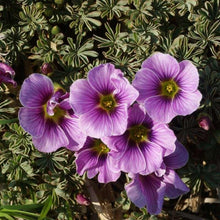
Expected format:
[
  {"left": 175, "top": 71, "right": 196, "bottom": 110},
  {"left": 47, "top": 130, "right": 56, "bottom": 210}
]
[
  {"left": 19, "top": 73, "right": 54, "bottom": 107},
  {"left": 163, "top": 169, "right": 189, "bottom": 198},
  {"left": 164, "top": 141, "right": 189, "bottom": 169},
  {"left": 87, "top": 168, "right": 98, "bottom": 179},
  {"left": 59, "top": 116, "right": 87, "bottom": 151},
  {"left": 88, "top": 63, "right": 118, "bottom": 94},
  {"left": 70, "top": 79, "right": 99, "bottom": 115},
  {"left": 110, "top": 104, "right": 128, "bottom": 136},
  {"left": 96, "top": 157, "right": 121, "bottom": 183},
  {"left": 132, "top": 68, "right": 160, "bottom": 103},
  {"left": 114, "top": 78, "right": 139, "bottom": 106},
  {"left": 107, "top": 150, "right": 122, "bottom": 172},
  {"left": 125, "top": 174, "right": 166, "bottom": 215},
  {"left": 144, "top": 96, "right": 176, "bottom": 123},
  {"left": 75, "top": 150, "right": 99, "bottom": 176},
  {"left": 18, "top": 107, "right": 45, "bottom": 137},
  {"left": 142, "top": 53, "right": 180, "bottom": 80},
  {"left": 0, "top": 74, "right": 17, "bottom": 86},
  {"left": 0, "top": 63, "right": 16, "bottom": 86},
  {"left": 173, "top": 90, "right": 202, "bottom": 116},
  {"left": 142, "top": 111, "right": 155, "bottom": 128},
  {"left": 151, "top": 124, "right": 176, "bottom": 156},
  {"left": 0, "top": 63, "right": 15, "bottom": 76},
  {"left": 59, "top": 98, "right": 72, "bottom": 112},
  {"left": 32, "top": 120, "right": 69, "bottom": 153},
  {"left": 155, "top": 162, "right": 166, "bottom": 177},
  {"left": 102, "top": 133, "right": 129, "bottom": 152},
  {"left": 127, "top": 103, "right": 146, "bottom": 127},
  {"left": 80, "top": 108, "right": 113, "bottom": 138},
  {"left": 118, "top": 142, "right": 146, "bottom": 173},
  {"left": 125, "top": 175, "right": 147, "bottom": 208},
  {"left": 141, "top": 175, "right": 166, "bottom": 215},
  {"left": 140, "top": 142, "right": 163, "bottom": 175},
  {"left": 175, "top": 60, "right": 199, "bottom": 92}
]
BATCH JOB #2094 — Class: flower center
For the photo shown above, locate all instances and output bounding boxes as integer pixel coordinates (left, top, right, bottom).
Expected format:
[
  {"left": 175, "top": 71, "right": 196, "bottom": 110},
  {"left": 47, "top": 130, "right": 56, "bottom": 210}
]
[
  {"left": 129, "top": 125, "right": 149, "bottom": 143},
  {"left": 99, "top": 94, "right": 116, "bottom": 112},
  {"left": 160, "top": 80, "right": 179, "bottom": 98},
  {"left": 43, "top": 89, "right": 68, "bottom": 123},
  {"left": 43, "top": 104, "right": 66, "bottom": 123},
  {"left": 92, "top": 139, "right": 110, "bottom": 155}
]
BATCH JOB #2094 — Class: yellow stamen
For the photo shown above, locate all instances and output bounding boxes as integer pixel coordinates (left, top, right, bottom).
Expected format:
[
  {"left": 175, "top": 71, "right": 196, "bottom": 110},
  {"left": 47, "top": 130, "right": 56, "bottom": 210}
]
[
  {"left": 92, "top": 139, "right": 110, "bottom": 155},
  {"left": 166, "top": 85, "right": 173, "bottom": 93},
  {"left": 160, "top": 79, "right": 179, "bottom": 99},
  {"left": 100, "top": 94, "right": 117, "bottom": 112},
  {"left": 129, "top": 125, "right": 149, "bottom": 143}
]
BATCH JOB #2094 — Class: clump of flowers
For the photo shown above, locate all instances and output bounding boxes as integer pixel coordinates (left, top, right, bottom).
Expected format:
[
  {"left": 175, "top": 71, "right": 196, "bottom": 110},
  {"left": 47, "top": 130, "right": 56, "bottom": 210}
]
[
  {"left": 18, "top": 53, "right": 202, "bottom": 215},
  {"left": 103, "top": 104, "right": 177, "bottom": 175}
]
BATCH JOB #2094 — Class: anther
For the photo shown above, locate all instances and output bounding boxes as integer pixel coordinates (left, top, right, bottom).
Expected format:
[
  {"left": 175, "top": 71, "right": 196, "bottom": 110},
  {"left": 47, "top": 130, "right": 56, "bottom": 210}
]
[{"left": 166, "top": 85, "right": 173, "bottom": 93}]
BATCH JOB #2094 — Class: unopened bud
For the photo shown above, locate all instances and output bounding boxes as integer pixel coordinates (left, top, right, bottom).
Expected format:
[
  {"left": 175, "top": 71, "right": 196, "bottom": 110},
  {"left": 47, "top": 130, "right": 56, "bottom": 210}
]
[
  {"left": 198, "top": 115, "right": 211, "bottom": 131},
  {"left": 0, "top": 63, "right": 17, "bottom": 87},
  {"left": 41, "top": 63, "right": 53, "bottom": 75},
  {"left": 76, "top": 194, "right": 90, "bottom": 206}
]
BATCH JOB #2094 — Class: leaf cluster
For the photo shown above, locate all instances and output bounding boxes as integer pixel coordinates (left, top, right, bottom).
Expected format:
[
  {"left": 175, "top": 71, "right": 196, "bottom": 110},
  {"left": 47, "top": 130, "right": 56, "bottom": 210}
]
[{"left": 0, "top": 123, "right": 88, "bottom": 219}]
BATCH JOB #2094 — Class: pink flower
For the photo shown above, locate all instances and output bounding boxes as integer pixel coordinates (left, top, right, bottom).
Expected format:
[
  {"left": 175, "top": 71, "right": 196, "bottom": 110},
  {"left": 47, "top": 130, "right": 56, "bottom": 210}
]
[
  {"left": 75, "top": 137, "right": 121, "bottom": 183},
  {"left": 133, "top": 53, "right": 202, "bottom": 123},
  {"left": 19, "top": 73, "right": 86, "bottom": 152},
  {"left": 70, "top": 63, "right": 139, "bottom": 138},
  {"left": 125, "top": 141, "right": 189, "bottom": 215}
]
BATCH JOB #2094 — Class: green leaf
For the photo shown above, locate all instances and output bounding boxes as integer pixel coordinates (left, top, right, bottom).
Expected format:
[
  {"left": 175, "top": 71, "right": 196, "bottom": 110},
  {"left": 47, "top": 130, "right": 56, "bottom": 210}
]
[
  {"left": 38, "top": 195, "right": 53, "bottom": 220},
  {"left": 0, "top": 213, "right": 14, "bottom": 220},
  {"left": 0, "top": 118, "right": 18, "bottom": 125},
  {"left": 0, "top": 208, "right": 40, "bottom": 220},
  {"left": 1, "top": 204, "right": 43, "bottom": 212}
]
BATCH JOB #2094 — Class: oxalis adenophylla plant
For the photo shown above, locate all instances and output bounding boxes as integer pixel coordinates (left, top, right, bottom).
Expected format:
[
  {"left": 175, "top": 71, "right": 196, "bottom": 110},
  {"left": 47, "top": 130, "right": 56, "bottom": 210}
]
[
  {"left": 18, "top": 53, "right": 201, "bottom": 215},
  {"left": 1, "top": 1, "right": 220, "bottom": 219}
]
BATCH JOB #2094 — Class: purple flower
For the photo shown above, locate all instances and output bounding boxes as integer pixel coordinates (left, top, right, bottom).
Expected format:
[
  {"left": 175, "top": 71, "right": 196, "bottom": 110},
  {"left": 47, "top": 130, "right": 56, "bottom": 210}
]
[
  {"left": 19, "top": 73, "right": 86, "bottom": 153},
  {"left": 132, "top": 53, "right": 202, "bottom": 123},
  {"left": 75, "top": 137, "right": 121, "bottom": 183},
  {"left": 69, "top": 63, "right": 139, "bottom": 138},
  {"left": 125, "top": 141, "right": 189, "bottom": 215},
  {"left": 103, "top": 104, "right": 177, "bottom": 175},
  {"left": 0, "top": 63, "right": 17, "bottom": 87}
]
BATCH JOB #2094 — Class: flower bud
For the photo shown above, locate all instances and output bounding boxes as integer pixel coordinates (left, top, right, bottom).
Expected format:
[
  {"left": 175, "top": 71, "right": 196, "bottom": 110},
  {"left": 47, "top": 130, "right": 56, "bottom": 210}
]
[
  {"left": 41, "top": 63, "right": 53, "bottom": 75},
  {"left": 76, "top": 194, "right": 90, "bottom": 206},
  {"left": 198, "top": 115, "right": 211, "bottom": 131},
  {"left": 0, "top": 63, "right": 17, "bottom": 87}
]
